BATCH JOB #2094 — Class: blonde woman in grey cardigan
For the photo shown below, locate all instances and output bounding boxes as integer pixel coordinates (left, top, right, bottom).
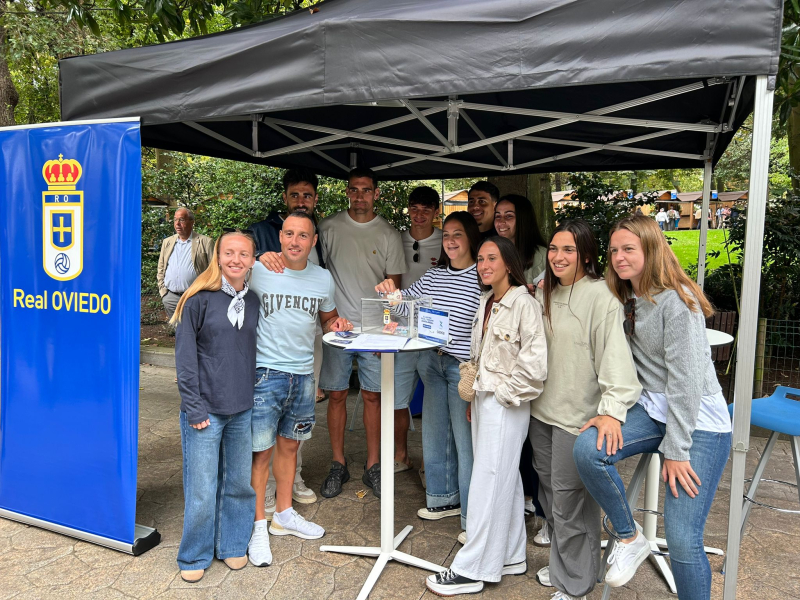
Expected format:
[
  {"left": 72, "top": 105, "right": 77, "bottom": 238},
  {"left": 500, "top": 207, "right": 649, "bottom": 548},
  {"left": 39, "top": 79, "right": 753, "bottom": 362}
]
[
  {"left": 531, "top": 219, "right": 641, "bottom": 600},
  {"left": 573, "top": 216, "right": 731, "bottom": 600}
]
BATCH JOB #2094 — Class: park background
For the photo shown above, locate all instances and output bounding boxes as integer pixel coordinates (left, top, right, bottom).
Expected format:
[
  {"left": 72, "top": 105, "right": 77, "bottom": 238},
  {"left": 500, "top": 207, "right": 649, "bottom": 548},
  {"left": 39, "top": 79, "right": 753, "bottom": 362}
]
[{"left": 2, "top": 0, "right": 799, "bottom": 398}]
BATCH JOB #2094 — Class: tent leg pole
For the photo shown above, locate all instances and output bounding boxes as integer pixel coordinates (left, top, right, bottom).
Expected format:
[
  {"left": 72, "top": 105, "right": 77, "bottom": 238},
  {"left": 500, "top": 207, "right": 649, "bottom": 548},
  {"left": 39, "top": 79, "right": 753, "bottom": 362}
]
[
  {"left": 697, "top": 159, "right": 712, "bottom": 289},
  {"left": 723, "top": 74, "right": 774, "bottom": 600}
]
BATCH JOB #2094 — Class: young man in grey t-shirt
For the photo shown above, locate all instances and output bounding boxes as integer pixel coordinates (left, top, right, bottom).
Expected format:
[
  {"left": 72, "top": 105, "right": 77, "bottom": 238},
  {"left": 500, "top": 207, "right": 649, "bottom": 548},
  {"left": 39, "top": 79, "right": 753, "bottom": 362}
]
[{"left": 318, "top": 168, "right": 407, "bottom": 498}]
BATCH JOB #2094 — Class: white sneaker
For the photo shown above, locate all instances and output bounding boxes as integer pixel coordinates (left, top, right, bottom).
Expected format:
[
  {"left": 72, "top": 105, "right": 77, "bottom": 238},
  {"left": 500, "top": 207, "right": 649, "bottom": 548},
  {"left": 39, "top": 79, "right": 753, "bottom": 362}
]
[
  {"left": 550, "top": 592, "right": 585, "bottom": 600},
  {"left": 537, "top": 565, "right": 553, "bottom": 587},
  {"left": 247, "top": 520, "right": 272, "bottom": 567},
  {"left": 502, "top": 561, "right": 526, "bottom": 576},
  {"left": 533, "top": 520, "right": 551, "bottom": 547},
  {"left": 605, "top": 531, "right": 650, "bottom": 588},
  {"left": 457, "top": 531, "right": 467, "bottom": 545},
  {"left": 269, "top": 508, "right": 325, "bottom": 540},
  {"left": 292, "top": 480, "right": 317, "bottom": 504},
  {"left": 263, "top": 486, "right": 277, "bottom": 521},
  {"left": 524, "top": 496, "right": 536, "bottom": 515}
]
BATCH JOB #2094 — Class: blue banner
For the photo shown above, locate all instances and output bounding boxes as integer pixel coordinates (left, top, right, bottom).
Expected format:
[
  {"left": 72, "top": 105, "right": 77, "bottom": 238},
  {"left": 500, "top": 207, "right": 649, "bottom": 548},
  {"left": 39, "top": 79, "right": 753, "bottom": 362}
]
[{"left": 0, "top": 120, "right": 141, "bottom": 544}]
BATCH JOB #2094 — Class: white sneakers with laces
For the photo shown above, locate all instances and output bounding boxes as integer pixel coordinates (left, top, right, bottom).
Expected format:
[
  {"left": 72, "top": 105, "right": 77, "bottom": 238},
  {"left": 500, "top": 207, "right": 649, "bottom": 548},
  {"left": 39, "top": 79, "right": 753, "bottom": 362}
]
[
  {"left": 537, "top": 565, "right": 553, "bottom": 587},
  {"left": 269, "top": 508, "right": 325, "bottom": 540},
  {"left": 247, "top": 520, "right": 272, "bottom": 567},
  {"left": 604, "top": 529, "right": 650, "bottom": 588}
]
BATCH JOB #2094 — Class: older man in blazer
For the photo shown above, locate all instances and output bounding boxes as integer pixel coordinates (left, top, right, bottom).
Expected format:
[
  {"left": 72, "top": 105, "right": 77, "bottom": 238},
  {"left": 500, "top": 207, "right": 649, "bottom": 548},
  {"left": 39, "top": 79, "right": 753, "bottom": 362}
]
[{"left": 157, "top": 207, "right": 214, "bottom": 319}]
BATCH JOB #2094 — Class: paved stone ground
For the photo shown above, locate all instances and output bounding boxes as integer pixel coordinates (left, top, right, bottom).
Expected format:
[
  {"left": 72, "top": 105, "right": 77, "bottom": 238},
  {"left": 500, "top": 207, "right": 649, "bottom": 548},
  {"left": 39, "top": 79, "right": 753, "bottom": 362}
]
[{"left": 0, "top": 364, "right": 798, "bottom": 599}]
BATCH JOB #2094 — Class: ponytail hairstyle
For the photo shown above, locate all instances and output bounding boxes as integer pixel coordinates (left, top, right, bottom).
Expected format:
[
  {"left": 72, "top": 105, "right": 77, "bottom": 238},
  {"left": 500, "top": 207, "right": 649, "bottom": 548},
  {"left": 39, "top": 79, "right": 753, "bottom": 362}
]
[
  {"left": 606, "top": 216, "right": 713, "bottom": 317},
  {"left": 169, "top": 230, "right": 257, "bottom": 325},
  {"left": 477, "top": 236, "right": 535, "bottom": 298},
  {"left": 542, "top": 219, "right": 602, "bottom": 323}
]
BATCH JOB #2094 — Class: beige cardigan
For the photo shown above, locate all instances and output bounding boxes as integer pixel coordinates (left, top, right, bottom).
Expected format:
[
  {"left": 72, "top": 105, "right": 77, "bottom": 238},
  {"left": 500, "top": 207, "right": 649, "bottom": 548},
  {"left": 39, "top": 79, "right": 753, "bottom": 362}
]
[{"left": 157, "top": 232, "right": 215, "bottom": 297}]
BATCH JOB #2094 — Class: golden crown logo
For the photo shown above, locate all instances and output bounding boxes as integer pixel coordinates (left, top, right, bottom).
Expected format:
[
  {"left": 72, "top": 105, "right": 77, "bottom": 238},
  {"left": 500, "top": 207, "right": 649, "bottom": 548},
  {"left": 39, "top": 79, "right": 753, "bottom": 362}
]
[
  {"left": 42, "top": 154, "right": 83, "bottom": 191},
  {"left": 42, "top": 154, "right": 84, "bottom": 281}
]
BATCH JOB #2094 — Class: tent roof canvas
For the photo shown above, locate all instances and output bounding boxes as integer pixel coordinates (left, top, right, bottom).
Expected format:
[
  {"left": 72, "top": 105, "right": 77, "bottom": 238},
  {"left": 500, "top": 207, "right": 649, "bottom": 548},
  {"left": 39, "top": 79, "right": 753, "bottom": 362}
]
[{"left": 59, "top": 0, "right": 784, "bottom": 179}]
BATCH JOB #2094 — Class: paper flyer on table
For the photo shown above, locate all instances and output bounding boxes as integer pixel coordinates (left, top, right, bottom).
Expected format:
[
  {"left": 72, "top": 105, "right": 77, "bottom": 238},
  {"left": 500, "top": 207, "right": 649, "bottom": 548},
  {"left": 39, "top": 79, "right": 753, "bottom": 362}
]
[
  {"left": 417, "top": 307, "right": 449, "bottom": 345},
  {"left": 341, "top": 334, "right": 410, "bottom": 352}
]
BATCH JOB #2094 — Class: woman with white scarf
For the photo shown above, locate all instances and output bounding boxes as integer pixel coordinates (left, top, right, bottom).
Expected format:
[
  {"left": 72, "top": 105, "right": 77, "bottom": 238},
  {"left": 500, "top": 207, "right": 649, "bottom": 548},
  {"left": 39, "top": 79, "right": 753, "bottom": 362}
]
[{"left": 171, "top": 230, "right": 259, "bottom": 583}]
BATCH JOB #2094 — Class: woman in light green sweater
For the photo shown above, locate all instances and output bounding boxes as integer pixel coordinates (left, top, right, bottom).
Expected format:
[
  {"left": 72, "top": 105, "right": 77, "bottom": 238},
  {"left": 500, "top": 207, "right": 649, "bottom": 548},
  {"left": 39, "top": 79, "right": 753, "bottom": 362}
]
[{"left": 530, "top": 219, "right": 641, "bottom": 600}]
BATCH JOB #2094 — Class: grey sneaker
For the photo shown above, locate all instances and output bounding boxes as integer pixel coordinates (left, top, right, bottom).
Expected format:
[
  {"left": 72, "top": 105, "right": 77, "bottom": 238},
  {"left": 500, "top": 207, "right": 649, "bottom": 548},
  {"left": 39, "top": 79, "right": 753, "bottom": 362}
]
[
  {"left": 362, "top": 463, "right": 381, "bottom": 498},
  {"left": 320, "top": 461, "right": 350, "bottom": 498},
  {"left": 292, "top": 480, "right": 317, "bottom": 504},
  {"left": 247, "top": 520, "right": 272, "bottom": 567},
  {"left": 269, "top": 508, "right": 325, "bottom": 540}
]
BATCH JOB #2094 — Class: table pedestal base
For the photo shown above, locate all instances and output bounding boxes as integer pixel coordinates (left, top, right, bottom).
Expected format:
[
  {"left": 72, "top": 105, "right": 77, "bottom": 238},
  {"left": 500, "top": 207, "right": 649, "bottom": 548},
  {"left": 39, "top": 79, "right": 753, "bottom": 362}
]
[{"left": 321, "top": 525, "right": 443, "bottom": 600}]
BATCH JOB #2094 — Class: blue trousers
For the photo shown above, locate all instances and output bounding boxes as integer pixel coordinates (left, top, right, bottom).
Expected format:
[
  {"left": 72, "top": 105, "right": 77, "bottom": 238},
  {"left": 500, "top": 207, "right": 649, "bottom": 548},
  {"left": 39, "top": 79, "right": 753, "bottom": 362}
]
[
  {"left": 573, "top": 403, "right": 730, "bottom": 600},
  {"left": 178, "top": 409, "right": 256, "bottom": 570}
]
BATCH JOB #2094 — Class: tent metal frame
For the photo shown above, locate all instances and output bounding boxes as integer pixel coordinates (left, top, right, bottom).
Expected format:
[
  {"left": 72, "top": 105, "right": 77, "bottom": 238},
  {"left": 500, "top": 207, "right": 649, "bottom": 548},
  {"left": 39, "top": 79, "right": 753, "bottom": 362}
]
[{"left": 182, "top": 78, "right": 735, "bottom": 175}]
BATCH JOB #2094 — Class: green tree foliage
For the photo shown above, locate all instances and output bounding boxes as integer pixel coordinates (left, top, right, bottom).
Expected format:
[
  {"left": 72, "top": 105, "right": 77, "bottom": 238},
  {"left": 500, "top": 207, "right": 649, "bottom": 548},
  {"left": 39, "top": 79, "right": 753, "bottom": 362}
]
[
  {"left": 554, "top": 172, "right": 657, "bottom": 267},
  {"left": 724, "top": 185, "right": 800, "bottom": 320}
]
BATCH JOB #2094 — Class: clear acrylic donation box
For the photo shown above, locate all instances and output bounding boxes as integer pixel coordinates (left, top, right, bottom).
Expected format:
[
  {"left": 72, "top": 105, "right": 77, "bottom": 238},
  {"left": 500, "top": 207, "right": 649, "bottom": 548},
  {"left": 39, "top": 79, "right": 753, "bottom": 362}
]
[{"left": 361, "top": 295, "right": 433, "bottom": 338}]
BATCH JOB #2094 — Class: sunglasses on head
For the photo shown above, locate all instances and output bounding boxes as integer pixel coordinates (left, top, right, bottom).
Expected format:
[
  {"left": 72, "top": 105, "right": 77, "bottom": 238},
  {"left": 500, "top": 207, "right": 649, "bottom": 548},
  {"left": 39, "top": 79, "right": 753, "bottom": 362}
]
[
  {"left": 413, "top": 240, "right": 419, "bottom": 263},
  {"left": 623, "top": 298, "right": 636, "bottom": 336}
]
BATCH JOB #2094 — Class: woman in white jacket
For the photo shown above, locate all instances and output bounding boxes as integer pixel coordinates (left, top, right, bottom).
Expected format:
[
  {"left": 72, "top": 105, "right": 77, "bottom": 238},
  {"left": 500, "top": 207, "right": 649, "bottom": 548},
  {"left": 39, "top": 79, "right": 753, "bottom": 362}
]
[{"left": 426, "top": 236, "right": 548, "bottom": 596}]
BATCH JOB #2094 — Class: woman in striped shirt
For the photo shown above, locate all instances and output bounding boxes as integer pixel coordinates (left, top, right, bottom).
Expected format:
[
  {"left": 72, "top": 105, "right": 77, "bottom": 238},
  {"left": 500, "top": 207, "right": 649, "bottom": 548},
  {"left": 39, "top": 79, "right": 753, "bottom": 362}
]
[{"left": 375, "top": 211, "right": 482, "bottom": 535}]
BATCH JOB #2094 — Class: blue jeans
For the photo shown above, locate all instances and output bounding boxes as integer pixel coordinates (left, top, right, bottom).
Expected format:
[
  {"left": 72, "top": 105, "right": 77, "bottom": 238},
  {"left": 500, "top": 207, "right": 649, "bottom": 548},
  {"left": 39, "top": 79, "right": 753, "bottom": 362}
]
[
  {"left": 252, "top": 368, "right": 316, "bottom": 452},
  {"left": 418, "top": 350, "right": 473, "bottom": 530},
  {"left": 573, "top": 403, "right": 731, "bottom": 600},
  {"left": 178, "top": 410, "right": 256, "bottom": 570}
]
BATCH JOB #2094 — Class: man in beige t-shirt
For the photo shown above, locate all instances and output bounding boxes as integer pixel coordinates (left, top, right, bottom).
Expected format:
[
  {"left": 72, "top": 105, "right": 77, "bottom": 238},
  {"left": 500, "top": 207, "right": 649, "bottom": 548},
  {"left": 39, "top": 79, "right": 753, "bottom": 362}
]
[{"left": 317, "top": 167, "right": 407, "bottom": 499}]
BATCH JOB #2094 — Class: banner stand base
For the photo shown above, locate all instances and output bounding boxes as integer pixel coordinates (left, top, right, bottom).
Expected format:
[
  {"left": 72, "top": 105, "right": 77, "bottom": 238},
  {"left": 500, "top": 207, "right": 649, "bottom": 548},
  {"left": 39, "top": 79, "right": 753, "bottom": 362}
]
[{"left": 0, "top": 508, "right": 161, "bottom": 556}]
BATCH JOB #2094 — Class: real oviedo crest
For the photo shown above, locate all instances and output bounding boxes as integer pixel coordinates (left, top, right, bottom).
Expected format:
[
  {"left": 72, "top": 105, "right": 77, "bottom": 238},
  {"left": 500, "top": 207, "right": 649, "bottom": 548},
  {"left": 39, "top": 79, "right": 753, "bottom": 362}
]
[{"left": 42, "top": 154, "right": 83, "bottom": 281}]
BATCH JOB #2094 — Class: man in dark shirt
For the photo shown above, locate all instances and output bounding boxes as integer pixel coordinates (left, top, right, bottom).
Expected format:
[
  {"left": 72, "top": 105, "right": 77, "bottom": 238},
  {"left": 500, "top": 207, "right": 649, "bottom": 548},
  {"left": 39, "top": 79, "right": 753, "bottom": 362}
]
[
  {"left": 468, "top": 181, "right": 499, "bottom": 240},
  {"left": 250, "top": 168, "right": 325, "bottom": 266}
]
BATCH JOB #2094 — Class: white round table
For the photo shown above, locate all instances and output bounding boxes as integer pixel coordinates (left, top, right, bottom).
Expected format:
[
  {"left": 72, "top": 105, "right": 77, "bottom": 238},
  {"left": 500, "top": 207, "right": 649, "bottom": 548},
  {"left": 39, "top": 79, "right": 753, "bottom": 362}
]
[
  {"left": 706, "top": 328, "right": 734, "bottom": 347},
  {"left": 319, "top": 330, "right": 442, "bottom": 600}
]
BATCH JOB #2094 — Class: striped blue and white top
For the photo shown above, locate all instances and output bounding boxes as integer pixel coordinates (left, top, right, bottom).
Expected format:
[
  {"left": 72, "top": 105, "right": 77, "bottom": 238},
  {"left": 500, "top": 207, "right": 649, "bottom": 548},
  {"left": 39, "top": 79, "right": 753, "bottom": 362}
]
[{"left": 400, "top": 264, "right": 481, "bottom": 361}]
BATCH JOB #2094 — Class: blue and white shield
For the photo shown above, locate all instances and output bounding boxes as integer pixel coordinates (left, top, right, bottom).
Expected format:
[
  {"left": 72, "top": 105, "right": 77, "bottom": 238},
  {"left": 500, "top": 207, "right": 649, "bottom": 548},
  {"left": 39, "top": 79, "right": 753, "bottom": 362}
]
[{"left": 43, "top": 192, "right": 83, "bottom": 280}]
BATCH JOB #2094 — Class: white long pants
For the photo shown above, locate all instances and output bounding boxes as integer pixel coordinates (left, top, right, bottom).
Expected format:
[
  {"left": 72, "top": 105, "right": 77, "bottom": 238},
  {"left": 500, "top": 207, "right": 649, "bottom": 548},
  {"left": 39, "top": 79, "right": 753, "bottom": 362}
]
[{"left": 451, "top": 390, "right": 529, "bottom": 582}]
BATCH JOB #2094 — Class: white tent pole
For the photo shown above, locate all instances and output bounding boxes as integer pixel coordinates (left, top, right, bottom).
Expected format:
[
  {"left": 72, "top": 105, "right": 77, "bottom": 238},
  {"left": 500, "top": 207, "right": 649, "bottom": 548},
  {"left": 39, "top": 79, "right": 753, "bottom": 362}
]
[
  {"left": 723, "top": 74, "right": 774, "bottom": 600},
  {"left": 697, "top": 160, "right": 712, "bottom": 289}
]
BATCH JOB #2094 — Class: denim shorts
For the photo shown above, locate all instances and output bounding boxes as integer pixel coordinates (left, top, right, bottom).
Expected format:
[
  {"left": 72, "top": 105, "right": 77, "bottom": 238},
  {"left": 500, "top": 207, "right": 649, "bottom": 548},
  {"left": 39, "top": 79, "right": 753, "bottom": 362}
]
[
  {"left": 319, "top": 343, "right": 382, "bottom": 393},
  {"left": 393, "top": 351, "right": 419, "bottom": 409},
  {"left": 252, "top": 368, "right": 316, "bottom": 452}
]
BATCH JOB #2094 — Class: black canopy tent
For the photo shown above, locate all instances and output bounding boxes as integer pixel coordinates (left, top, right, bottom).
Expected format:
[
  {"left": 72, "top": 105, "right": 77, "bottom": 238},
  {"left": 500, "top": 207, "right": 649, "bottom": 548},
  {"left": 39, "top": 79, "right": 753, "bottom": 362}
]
[
  {"left": 59, "top": 0, "right": 779, "bottom": 180},
  {"left": 58, "top": 1, "right": 784, "bottom": 599}
]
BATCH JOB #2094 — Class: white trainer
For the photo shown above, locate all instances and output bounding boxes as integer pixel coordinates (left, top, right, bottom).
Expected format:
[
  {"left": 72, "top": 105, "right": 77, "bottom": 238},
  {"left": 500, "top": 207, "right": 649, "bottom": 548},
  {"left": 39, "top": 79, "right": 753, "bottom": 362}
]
[
  {"left": 537, "top": 565, "right": 553, "bottom": 587},
  {"left": 264, "top": 485, "right": 276, "bottom": 522},
  {"left": 533, "top": 520, "right": 551, "bottom": 547},
  {"left": 247, "top": 520, "right": 272, "bottom": 567},
  {"left": 269, "top": 508, "right": 325, "bottom": 540},
  {"left": 604, "top": 531, "right": 650, "bottom": 588},
  {"left": 524, "top": 496, "right": 536, "bottom": 515},
  {"left": 292, "top": 480, "right": 317, "bottom": 504},
  {"left": 550, "top": 591, "right": 585, "bottom": 600},
  {"left": 457, "top": 531, "right": 467, "bottom": 545}
]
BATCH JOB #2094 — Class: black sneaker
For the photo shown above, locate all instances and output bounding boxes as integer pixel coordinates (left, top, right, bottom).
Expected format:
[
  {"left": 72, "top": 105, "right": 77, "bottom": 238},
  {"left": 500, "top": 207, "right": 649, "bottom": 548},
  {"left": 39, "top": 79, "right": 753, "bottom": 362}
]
[
  {"left": 417, "top": 504, "right": 461, "bottom": 520},
  {"left": 426, "top": 569, "right": 483, "bottom": 596},
  {"left": 320, "top": 461, "right": 350, "bottom": 498},
  {"left": 362, "top": 463, "right": 381, "bottom": 498}
]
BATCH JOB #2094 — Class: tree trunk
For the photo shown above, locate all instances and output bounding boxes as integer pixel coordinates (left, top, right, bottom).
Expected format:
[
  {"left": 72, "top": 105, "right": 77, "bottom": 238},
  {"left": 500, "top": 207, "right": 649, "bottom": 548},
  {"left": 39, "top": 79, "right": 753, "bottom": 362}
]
[
  {"left": 788, "top": 105, "right": 800, "bottom": 195},
  {"left": 0, "top": 0, "right": 19, "bottom": 127},
  {"left": 489, "top": 173, "right": 556, "bottom": 241}
]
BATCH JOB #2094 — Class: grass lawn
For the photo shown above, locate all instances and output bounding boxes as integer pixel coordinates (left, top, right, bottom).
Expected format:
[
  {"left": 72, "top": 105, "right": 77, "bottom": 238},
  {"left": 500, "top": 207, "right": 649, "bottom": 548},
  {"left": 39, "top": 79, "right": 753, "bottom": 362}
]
[{"left": 666, "top": 229, "right": 739, "bottom": 271}]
